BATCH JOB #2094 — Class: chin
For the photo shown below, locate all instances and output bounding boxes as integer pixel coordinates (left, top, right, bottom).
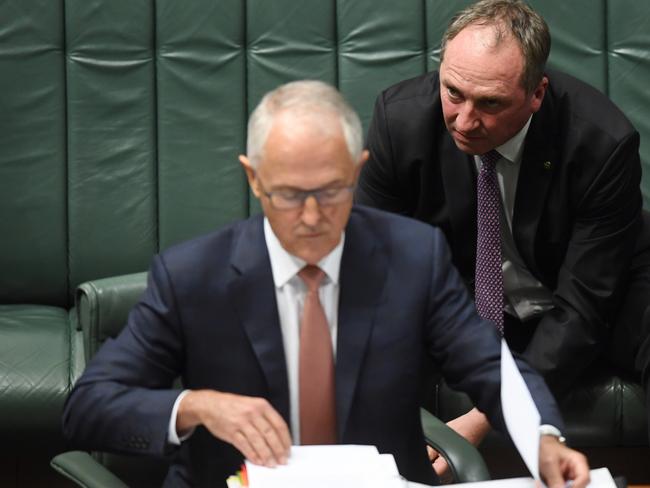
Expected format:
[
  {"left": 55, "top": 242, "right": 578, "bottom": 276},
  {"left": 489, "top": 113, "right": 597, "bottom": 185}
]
[
  {"left": 295, "top": 245, "right": 333, "bottom": 265},
  {"left": 454, "top": 139, "right": 488, "bottom": 156}
]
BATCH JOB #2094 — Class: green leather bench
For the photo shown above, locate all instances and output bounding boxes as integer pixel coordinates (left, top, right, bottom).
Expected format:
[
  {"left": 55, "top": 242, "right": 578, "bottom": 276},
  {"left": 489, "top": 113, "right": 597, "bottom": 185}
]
[{"left": 1, "top": 0, "right": 649, "bottom": 485}]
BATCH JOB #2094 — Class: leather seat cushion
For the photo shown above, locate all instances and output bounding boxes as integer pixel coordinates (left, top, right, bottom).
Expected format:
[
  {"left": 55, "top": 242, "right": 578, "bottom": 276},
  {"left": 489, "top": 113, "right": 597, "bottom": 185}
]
[{"left": 0, "top": 305, "right": 71, "bottom": 447}]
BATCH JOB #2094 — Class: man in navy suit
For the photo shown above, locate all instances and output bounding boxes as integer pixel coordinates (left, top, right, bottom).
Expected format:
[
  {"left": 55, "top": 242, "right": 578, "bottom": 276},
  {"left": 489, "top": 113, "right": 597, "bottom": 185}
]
[{"left": 63, "top": 80, "right": 589, "bottom": 487}]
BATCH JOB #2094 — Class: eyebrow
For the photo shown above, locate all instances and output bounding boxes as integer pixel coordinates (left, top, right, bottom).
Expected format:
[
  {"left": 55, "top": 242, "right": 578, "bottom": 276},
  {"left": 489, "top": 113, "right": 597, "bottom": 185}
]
[
  {"left": 271, "top": 180, "right": 347, "bottom": 193},
  {"left": 442, "top": 78, "right": 507, "bottom": 105}
]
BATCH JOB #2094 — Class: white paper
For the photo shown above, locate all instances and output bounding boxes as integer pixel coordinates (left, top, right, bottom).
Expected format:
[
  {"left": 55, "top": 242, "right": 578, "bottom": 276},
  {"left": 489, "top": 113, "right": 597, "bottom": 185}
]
[
  {"left": 245, "top": 444, "right": 406, "bottom": 488},
  {"left": 449, "top": 467, "right": 617, "bottom": 488},
  {"left": 500, "top": 338, "right": 541, "bottom": 480}
]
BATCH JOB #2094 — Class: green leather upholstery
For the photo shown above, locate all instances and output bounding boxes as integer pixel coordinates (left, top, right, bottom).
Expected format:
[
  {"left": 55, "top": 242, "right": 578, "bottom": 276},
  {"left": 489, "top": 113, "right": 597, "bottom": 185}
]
[
  {"left": 51, "top": 451, "right": 129, "bottom": 488},
  {"left": 1, "top": 0, "right": 649, "bottom": 485},
  {"left": 76, "top": 272, "right": 148, "bottom": 362},
  {"left": 0, "top": 306, "right": 71, "bottom": 445}
]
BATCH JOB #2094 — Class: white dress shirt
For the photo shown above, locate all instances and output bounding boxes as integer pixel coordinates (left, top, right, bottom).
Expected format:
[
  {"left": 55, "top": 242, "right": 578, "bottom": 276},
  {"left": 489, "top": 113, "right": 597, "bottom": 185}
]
[
  {"left": 168, "top": 218, "right": 344, "bottom": 445},
  {"left": 474, "top": 117, "right": 554, "bottom": 321},
  {"left": 263, "top": 217, "right": 344, "bottom": 444}
]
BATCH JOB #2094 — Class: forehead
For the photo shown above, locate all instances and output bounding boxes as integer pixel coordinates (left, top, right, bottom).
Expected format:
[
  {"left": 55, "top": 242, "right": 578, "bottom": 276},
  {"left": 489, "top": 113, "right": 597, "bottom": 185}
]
[
  {"left": 441, "top": 25, "right": 525, "bottom": 96},
  {"left": 258, "top": 110, "right": 355, "bottom": 186}
]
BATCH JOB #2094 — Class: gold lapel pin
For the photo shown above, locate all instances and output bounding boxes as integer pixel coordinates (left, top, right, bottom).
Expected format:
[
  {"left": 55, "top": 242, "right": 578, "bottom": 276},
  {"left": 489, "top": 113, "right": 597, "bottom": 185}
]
[{"left": 543, "top": 161, "right": 552, "bottom": 170}]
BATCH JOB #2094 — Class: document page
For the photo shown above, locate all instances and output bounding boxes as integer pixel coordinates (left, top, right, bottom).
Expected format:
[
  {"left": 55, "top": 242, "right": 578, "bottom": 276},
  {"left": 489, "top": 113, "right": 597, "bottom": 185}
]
[
  {"left": 500, "top": 338, "right": 541, "bottom": 480},
  {"left": 245, "top": 444, "right": 407, "bottom": 488},
  {"left": 452, "top": 467, "right": 617, "bottom": 488}
]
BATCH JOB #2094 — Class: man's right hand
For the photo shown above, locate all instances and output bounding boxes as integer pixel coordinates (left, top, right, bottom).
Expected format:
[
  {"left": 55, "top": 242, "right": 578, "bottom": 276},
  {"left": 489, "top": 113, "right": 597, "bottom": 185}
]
[{"left": 176, "top": 390, "right": 292, "bottom": 467}]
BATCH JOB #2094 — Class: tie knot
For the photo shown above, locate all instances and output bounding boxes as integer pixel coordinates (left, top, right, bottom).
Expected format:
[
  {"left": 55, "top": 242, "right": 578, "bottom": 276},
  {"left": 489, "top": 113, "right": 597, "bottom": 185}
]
[
  {"left": 298, "top": 265, "right": 325, "bottom": 292},
  {"left": 480, "top": 150, "right": 501, "bottom": 170}
]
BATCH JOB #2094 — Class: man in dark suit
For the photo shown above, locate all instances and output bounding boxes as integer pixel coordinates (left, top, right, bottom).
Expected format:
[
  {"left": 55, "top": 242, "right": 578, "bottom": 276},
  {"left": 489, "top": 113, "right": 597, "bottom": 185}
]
[
  {"left": 356, "top": 0, "right": 650, "bottom": 474},
  {"left": 63, "top": 80, "right": 589, "bottom": 487}
]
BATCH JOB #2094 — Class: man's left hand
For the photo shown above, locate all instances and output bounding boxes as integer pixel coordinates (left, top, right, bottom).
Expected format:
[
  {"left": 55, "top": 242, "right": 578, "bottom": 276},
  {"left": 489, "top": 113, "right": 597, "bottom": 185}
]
[
  {"left": 427, "top": 408, "right": 491, "bottom": 484},
  {"left": 539, "top": 435, "right": 590, "bottom": 488}
]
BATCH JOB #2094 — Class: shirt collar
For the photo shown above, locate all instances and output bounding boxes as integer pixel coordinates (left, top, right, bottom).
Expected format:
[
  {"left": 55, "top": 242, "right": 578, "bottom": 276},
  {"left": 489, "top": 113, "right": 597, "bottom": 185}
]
[
  {"left": 493, "top": 115, "right": 532, "bottom": 165},
  {"left": 263, "top": 217, "right": 344, "bottom": 288}
]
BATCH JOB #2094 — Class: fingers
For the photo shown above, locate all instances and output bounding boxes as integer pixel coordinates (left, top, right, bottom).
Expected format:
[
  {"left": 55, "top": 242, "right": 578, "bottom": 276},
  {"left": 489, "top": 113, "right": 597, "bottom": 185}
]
[
  {"left": 539, "top": 437, "right": 590, "bottom": 488},
  {"left": 562, "top": 451, "right": 590, "bottom": 488},
  {"left": 248, "top": 412, "right": 290, "bottom": 465},
  {"left": 433, "top": 456, "right": 453, "bottom": 484},
  {"left": 427, "top": 445, "right": 439, "bottom": 462},
  {"left": 200, "top": 392, "right": 292, "bottom": 467},
  {"left": 541, "top": 457, "right": 565, "bottom": 488}
]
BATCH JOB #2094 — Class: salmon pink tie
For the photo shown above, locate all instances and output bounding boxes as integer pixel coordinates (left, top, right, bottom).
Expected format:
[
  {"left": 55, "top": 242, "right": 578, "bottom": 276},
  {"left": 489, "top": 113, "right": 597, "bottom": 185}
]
[
  {"left": 475, "top": 150, "right": 504, "bottom": 334},
  {"left": 298, "top": 265, "right": 337, "bottom": 444}
]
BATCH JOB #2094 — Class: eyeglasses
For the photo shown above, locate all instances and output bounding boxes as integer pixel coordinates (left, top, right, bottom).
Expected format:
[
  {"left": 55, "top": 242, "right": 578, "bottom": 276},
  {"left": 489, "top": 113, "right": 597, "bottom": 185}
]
[{"left": 260, "top": 183, "right": 355, "bottom": 210}]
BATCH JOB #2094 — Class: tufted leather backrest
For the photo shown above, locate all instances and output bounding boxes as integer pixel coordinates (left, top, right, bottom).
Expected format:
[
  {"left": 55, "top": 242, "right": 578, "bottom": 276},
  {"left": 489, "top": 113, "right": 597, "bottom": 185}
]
[{"left": 1, "top": 0, "right": 649, "bottom": 308}]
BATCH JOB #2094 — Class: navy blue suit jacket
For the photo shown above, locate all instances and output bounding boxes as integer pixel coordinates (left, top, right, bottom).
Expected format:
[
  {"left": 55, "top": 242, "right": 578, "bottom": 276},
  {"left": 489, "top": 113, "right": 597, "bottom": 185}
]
[{"left": 63, "top": 206, "right": 562, "bottom": 486}]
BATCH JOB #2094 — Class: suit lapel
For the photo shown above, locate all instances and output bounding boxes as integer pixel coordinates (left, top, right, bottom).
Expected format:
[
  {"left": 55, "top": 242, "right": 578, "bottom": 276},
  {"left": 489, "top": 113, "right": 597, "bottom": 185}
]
[
  {"left": 512, "top": 103, "right": 557, "bottom": 277},
  {"left": 229, "top": 216, "right": 290, "bottom": 423},
  {"left": 336, "top": 209, "right": 389, "bottom": 440},
  {"left": 440, "top": 133, "right": 478, "bottom": 279}
]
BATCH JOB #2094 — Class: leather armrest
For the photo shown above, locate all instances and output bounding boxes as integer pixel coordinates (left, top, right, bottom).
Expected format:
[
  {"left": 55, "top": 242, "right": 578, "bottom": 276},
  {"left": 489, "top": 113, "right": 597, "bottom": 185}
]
[
  {"left": 76, "top": 272, "right": 148, "bottom": 361},
  {"left": 420, "top": 408, "right": 490, "bottom": 482},
  {"left": 51, "top": 451, "right": 129, "bottom": 488}
]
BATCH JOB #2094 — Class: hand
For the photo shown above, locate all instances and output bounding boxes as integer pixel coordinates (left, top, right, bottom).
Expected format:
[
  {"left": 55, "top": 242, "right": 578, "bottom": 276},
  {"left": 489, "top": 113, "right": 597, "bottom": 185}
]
[
  {"left": 426, "top": 446, "right": 453, "bottom": 484},
  {"left": 427, "top": 408, "right": 490, "bottom": 483},
  {"left": 177, "top": 390, "right": 292, "bottom": 467},
  {"left": 539, "top": 435, "right": 590, "bottom": 488}
]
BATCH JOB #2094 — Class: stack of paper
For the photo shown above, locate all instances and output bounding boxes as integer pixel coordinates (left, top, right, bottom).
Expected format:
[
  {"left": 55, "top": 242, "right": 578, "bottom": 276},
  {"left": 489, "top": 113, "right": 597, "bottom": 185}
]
[{"left": 245, "top": 444, "right": 407, "bottom": 488}]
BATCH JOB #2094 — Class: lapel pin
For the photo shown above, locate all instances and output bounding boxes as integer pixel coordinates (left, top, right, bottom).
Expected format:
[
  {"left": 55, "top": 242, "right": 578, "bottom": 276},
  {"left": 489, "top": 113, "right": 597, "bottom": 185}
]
[{"left": 543, "top": 161, "right": 552, "bottom": 170}]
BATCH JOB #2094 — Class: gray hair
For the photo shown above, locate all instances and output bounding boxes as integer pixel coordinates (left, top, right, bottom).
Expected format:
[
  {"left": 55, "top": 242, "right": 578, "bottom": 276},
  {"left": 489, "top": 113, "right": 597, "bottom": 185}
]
[
  {"left": 246, "top": 80, "right": 363, "bottom": 168},
  {"left": 440, "top": 0, "right": 550, "bottom": 94}
]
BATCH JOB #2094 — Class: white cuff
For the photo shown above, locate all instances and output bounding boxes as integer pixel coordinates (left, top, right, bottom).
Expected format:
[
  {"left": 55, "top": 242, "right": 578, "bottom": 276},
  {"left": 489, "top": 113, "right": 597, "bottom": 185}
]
[
  {"left": 167, "top": 390, "right": 195, "bottom": 445},
  {"left": 539, "top": 424, "right": 566, "bottom": 444}
]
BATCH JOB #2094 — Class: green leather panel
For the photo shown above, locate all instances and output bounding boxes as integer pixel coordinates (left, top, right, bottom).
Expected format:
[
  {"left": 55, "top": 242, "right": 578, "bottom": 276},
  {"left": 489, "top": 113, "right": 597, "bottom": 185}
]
[
  {"left": 425, "top": 0, "right": 473, "bottom": 70},
  {"left": 0, "top": 0, "right": 67, "bottom": 306},
  {"left": 247, "top": 0, "right": 336, "bottom": 107},
  {"left": 338, "top": 0, "right": 427, "bottom": 133},
  {"left": 76, "top": 272, "right": 147, "bottom": 360},
  {"left": 66, "top": 0, "right": 156, "bottom": 290},
  {"left": 51, "top": 451, "right": 129, "bottom": 488},
  {"left": 529, "top": 0, "right": 607, "bottom": 92},
  {"left": 69, "top": 309, "right": 86, "bottom": 383},
  {"left": 0, "top": 305, "right": 69, "bottom": 446},
  {"left": 157, "top": 0, "right": 248, "bottom": 248},
  {"left": 608, "top": 0, "right": 650, "bottom": 206},
  {"left": 246, "top": 0, "right": 337, "bottom": 214}
]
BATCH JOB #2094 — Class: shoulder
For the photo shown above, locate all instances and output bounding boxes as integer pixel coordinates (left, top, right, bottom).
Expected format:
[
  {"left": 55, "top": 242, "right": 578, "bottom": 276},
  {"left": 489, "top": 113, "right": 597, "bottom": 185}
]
[
  {"left": 377, "top": 71, "right": 441, "bottom": 109},
  {"left": 351, "top": 205, "right": 446, "bottom": 245},
  {"left": 157, "top": 215, "right": 262, "bottom": 271},
  {"left": 545, "top": 69, "right": 637, "bottom": 141}
]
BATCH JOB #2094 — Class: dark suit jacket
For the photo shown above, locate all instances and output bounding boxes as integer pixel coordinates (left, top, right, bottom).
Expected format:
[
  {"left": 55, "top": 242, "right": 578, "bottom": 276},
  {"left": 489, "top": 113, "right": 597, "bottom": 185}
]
[
  {"left": 356, "top": 69, "right": 644, "bottom": 395},
  {"left": 62, "top": 206, "right": 562, "bottom": 486}
]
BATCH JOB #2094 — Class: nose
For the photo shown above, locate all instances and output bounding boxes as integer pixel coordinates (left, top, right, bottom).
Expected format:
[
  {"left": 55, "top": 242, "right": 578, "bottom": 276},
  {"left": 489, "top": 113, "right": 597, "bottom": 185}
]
[
  {"left": 454, "top": 102, "right": 479, "bottom": 133},
  {"left": 300, "top": 195, "right": 322, "bottom": 227}
]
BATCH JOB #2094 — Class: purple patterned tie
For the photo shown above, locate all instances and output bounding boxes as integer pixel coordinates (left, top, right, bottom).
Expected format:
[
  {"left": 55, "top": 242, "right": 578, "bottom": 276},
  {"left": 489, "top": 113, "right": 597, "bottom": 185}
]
[{"left": 475, "top": 150, "right": 504, "bottom": 334}]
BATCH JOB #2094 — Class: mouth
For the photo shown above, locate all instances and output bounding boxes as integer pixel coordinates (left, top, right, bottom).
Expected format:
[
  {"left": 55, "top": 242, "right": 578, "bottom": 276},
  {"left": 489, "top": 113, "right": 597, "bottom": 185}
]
[{"left": 453, "top": 129, "right": 482, "bottom": 142}]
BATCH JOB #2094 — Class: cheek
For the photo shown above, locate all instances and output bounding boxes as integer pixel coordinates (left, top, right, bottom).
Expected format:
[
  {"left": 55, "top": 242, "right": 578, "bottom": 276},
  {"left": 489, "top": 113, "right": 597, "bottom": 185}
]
[
  {"left": 481, "top": 114, "right": 503, "bottom": 135},
  {"left": 440, "top": 101, "right": 459, "bottom": 130},
  {"left": 327, "top": 205, "right": 352, "bottom": 232}
]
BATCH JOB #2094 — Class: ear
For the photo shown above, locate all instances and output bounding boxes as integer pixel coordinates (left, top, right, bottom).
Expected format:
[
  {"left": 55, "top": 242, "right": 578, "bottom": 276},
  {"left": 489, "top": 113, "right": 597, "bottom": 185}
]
[
  {"left": 530, "top": 75, "right": 548, "bottom": 113},
  {"left": 353, "top": 150, "right": 369, "bottom": 180},
  {"left": 239, "top": 155, "right": 262, "bottom": 198}
]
